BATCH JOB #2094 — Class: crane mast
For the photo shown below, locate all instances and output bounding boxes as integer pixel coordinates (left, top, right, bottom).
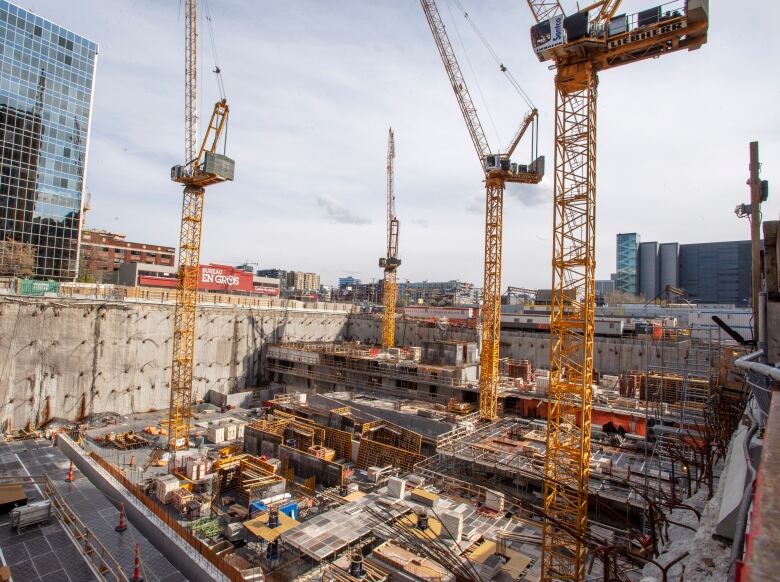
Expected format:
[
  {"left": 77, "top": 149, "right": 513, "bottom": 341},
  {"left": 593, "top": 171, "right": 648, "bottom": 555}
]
[
  {"left": 168, "top": 0, "right": 234, "bottom": 451},
  {"left": 524, "top": 1, "right": 709, "bottom": 579},
  {"left": 420, "top": 0, "right": 543, "bottom": 422},
  {"left": 380, "top": 128, "right": 400, "bottom": 349}
]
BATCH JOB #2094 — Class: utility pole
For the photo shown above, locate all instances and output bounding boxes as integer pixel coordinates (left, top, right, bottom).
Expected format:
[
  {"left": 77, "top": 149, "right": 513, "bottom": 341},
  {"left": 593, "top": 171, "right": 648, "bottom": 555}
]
[{"left": 749, "top": 141, "right": 761, "bottom": 344}]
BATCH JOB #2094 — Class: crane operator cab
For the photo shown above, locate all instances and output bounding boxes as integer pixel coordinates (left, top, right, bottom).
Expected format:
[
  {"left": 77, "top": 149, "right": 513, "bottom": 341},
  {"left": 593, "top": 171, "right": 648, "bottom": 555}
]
[{"left": 530, "top": 0, "right": 709, "bottom": 64}]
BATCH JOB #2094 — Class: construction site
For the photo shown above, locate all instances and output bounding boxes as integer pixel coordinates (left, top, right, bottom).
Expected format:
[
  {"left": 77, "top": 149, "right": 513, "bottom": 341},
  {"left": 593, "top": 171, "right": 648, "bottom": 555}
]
[{"left": 1, "top": 1, "right": 779, "bottom": 582}]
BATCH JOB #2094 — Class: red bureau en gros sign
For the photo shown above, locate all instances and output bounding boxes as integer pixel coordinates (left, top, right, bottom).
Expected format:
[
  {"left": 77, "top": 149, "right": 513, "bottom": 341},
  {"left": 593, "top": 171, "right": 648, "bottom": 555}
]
[{"left": 199, "top": 264, "right": 254, "bottom": 292}]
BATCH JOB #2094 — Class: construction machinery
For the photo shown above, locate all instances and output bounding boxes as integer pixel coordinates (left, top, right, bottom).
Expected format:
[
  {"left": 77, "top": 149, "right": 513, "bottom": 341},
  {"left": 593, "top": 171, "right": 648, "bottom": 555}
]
[
  {"left": 420, "top": 0, "right": 544, "bottom": 422},
  {"left": 664, "top": 285, "right": 691, "bottom": 306},
  {"left": 503, "top": 286, "right": 538, "bottom": 305},
  {"left": 168, "top": 0, "right": 235, "bottom": 451},
  {"left": 379, "top": 128, "right": 401, "bottom": 349},
  {"left": 523, "top": 1, "right": 709, "bottom": 579}
]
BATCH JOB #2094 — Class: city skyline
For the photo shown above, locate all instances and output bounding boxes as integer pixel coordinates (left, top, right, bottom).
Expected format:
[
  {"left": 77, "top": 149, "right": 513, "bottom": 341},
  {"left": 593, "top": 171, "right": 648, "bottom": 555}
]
[{"left": 23, "top": 0, "right": 779, "bottom": 287}]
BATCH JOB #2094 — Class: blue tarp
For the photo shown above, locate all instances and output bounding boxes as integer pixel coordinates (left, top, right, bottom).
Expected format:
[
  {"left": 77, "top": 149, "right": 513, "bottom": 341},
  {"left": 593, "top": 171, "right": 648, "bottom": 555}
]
[{"left": 279, "top": 502, "right": 298, "bottom": 520}]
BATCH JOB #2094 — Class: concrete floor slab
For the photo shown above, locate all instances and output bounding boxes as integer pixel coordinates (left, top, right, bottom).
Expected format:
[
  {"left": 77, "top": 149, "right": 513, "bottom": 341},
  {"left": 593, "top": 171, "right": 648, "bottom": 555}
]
[{"left": 0, "top": 439, "right": 186, "bottom": 582}]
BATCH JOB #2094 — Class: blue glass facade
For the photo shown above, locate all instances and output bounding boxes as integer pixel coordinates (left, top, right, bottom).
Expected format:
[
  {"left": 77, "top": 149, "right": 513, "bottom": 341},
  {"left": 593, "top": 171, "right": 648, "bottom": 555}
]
[
  {"left": 0, "top": 0, "right": 96, "bottom": 280},
  {"left": 615, "top": 232, "right": 640, "bottom": 294},
  {"left": 678, "top": 241, "right": 752, "bottom": 306}
]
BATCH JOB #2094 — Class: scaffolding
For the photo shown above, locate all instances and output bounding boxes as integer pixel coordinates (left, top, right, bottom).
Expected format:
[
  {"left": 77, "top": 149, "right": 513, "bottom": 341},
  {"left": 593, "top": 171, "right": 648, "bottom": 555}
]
[{"left": 641, "top": 323, "right": 728, "bottom": 502}]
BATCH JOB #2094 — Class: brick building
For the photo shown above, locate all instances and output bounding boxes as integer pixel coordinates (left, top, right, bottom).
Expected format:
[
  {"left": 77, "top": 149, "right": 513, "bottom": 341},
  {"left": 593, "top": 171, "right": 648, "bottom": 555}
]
[{"left": 79, "top": 228, "right": 175, "bottom": 282}]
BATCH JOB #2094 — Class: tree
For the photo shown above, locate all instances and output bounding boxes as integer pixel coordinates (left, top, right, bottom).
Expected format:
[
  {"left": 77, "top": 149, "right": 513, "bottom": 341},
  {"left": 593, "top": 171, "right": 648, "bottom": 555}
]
[
  {"left": 0, "top": 239, "right": 36, "bottom": 277},
  {"left": 77, "top": 243, "right": 111, "bottom": 283}
]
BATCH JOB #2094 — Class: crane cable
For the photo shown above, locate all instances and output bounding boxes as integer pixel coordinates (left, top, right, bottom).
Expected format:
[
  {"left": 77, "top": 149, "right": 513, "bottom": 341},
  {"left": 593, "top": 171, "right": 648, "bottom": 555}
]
[
  {"left": 451, "top": 0, "right": 536, "bottom": 111},
  {"left": 202, "top": 0, "right": 226, "bottom": 100},
  {"left": 201, "top": 0, "right": 229, "bottom": 155},
  {"left": 443, "top": 0, "right": 503, "bottom": 152}
]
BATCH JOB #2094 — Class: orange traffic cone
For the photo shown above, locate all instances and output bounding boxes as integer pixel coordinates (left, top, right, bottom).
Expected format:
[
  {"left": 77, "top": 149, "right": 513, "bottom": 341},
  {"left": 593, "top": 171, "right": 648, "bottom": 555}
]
[
  {"left": 130, "top": 543, "right": 143, "bottom": 582},
  {"left": 115, "top": 503, "right": 127, "bottom": 532},
  {"left": 65, "top": 461, "right": 74, "bottom": 482}
]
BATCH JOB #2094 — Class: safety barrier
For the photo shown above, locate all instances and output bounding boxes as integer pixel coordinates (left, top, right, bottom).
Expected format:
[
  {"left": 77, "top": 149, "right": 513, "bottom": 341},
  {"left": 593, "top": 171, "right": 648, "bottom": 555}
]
[{"left": 0, "top": 474, "right": 127, "bottom": 581}]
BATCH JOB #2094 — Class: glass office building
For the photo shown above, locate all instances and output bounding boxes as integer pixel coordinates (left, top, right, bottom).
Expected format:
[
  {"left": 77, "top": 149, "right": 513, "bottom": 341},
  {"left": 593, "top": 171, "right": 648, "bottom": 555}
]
[
  {"left": 615, "top": 232, "right": 640, "bottom": 294},
  {"left": 679, "top": 241, "right": 752, "bottom": 306},
  {"left": 0, "top": 1, "right": 97, "bottom": 280}
]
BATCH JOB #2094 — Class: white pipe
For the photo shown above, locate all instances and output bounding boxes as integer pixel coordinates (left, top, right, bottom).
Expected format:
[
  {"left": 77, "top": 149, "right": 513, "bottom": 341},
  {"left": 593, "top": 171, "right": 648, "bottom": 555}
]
[
  {"left": 759, "top": 292, "right": 767, "bottom": 355},
  {"left": 735, "top": 349, "right": 780, "bottom": 382}
]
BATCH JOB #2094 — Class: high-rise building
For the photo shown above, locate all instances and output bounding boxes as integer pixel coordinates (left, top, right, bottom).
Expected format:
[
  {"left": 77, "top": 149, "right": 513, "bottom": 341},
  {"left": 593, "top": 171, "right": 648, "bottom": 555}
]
[
  {"left": 595, "top": 279, "right": 615, "bottom": 296},
  {"left": 338, "top": 276, "right": 361, "bottom": 289},
  {"left": 257, "top": 268, "right": 288, "bottom": 289},
  {"left": 658, "top": 242, "right": 679, "bottom": 292},
  {"left": 679, "top": 241, "right": 752, "bottom": 306},
  {"left": 0, "top": 1, "right": 97, "bottom": 280},
  {"left": 286, "top": 271, "right": 304, "bottom": 291},
  {"left": 303, "top": 272, "right": 320, "bottom": 292},
  {"left": 638, "top": 241, "right": 659, "bottom": 299},
  {"left": 616, "top": 233, "right": 640, "bottom": 294}
]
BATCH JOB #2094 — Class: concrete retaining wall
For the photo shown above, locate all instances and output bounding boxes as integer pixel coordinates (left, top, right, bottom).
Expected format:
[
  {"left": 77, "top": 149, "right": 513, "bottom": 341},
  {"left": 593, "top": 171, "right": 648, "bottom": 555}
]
[
  {"left": 2, "top": 298, "right": 719, "bottom": 431},
  {"left": 0, "top": 297, "right": 349, "bottom": 430}
]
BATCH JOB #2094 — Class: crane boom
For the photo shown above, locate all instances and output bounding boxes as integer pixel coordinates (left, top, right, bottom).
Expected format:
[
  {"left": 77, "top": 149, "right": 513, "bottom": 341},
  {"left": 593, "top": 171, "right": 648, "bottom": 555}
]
[
  {"left": 184, "top": 0, "right": 198, "bottom": 166},
  {"left": 386, "top": 128, "right": 397, "bottom": 260},
  {"left": 421, "top": 0, "right": 543, "bottom": 422},
  {"left": 420, "top": 0, "right": 490, "bottom": 163},
  {"left": 524, "top": 1, "right": 709, "bottom": 580},
  {"left": 380, "top": 128, "right": 400, "bottom": 349}
]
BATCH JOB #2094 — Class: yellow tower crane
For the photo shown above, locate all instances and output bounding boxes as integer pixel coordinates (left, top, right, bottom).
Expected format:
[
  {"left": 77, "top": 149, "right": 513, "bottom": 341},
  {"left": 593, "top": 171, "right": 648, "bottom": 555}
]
[
  {"left": 421, "top": 0, "right": 544, "bottom": 421},
  {"left": 167, "top": 0, "right": 235, "bottom": 451},
  {"left": 522, "top": 1, "right": 709, "bottom": 579},
  {"left": 379, "top": 127, "right": 400, "bottom": 349}
]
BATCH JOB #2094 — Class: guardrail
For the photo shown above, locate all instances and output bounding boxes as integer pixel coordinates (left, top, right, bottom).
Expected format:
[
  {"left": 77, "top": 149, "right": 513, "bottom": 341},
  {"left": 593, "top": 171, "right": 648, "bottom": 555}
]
[{"left": 0, "top": 474, "right": 128, "bottom": 581}]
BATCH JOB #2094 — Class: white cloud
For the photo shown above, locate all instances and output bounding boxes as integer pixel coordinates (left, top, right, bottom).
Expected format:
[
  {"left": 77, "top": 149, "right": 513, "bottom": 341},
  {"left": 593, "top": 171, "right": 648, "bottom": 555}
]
[{"left": 317, "top": 195, "right": 371, "bottom": 225}]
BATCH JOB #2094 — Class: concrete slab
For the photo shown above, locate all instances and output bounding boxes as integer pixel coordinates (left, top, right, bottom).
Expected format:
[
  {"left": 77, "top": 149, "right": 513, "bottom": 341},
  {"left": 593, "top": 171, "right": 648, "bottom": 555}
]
[{"left": 0, "top": 439, "right": 185, "bottom": 582}]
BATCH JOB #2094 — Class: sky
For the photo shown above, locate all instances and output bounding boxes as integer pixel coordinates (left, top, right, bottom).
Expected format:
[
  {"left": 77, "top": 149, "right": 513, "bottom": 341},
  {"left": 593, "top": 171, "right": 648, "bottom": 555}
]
[{"left": 22, "top": 0, "right": 780, "bottom": 287}]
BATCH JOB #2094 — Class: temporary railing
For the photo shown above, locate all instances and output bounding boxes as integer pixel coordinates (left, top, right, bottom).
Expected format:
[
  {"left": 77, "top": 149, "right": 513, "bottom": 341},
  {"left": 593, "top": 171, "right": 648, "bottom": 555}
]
[{"left": 0, "top": 474, "right": 128, "bottom": 581}]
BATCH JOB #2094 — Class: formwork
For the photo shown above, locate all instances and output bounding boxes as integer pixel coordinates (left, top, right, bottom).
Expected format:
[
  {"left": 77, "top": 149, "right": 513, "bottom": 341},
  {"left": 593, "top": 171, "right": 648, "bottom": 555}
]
[
  {"left": 360, "top": 420, "right": 422, "bottom": 454},
  {"left": 356, "top": 439, "right": 424, "bottom": 473},
  {"left": 246, "top": 417, "right": 353, "bottom": 463}
]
